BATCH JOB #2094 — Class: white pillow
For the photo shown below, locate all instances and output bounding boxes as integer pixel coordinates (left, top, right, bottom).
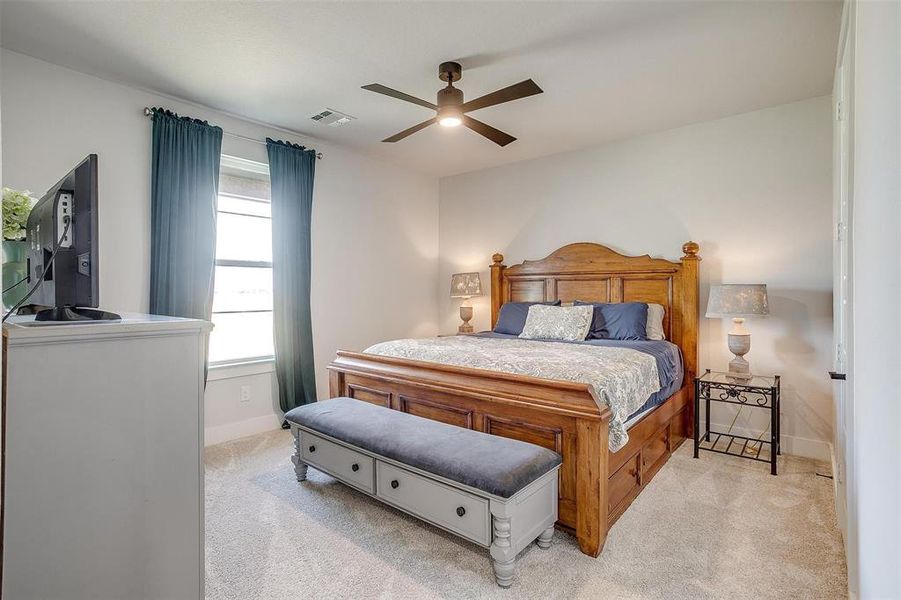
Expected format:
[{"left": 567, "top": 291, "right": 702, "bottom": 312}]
[
  {"left": 646, "top": 303, "right": 665, "bottom": 340},
  {"left": 519, "top": 304, "right": 593, "bottom": 342}
]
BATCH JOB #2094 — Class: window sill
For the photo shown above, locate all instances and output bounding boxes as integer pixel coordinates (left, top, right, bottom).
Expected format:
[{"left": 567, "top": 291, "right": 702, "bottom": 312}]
[{"left": 207, "top": 357, "right": 275, "bottom": 381}]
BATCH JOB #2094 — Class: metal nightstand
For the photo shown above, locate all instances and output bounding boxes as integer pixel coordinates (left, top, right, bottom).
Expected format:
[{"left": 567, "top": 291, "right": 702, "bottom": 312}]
[{"left": 693, "top": 369, "right": 781, "bottom": 475}]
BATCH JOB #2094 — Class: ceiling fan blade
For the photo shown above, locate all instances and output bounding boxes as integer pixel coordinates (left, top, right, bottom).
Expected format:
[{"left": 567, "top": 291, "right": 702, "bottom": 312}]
[
  {"left": 382, "top": 118, "right": 438, "bottom": 142},
  {"left": 362, "top": 83, "right": 437, "bottom": 110},
  {"left": 462, "top": 116, "right": 516, "bottom": 147},
  {"left": 460, "top": 79, "right": 543, "bottom": 113}
]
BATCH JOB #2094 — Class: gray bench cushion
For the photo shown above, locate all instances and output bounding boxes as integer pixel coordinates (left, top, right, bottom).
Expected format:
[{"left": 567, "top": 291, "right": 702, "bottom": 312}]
[{"left": 285, "top": 398, "right": 562, "bottom": 498}]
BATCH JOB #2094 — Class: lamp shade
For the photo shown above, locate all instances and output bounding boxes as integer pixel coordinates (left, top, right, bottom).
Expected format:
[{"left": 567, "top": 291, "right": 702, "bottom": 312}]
[
  {"left": 450, "top": 272, "right": 483, "bottom": 298},
  {"left": 706, "top": 284, "right": 769, "bottom": 318}
]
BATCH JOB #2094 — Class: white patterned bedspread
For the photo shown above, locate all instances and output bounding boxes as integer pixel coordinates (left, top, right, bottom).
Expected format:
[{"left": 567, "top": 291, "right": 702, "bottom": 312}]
[{"left": 364, "top": 336, "right": 660, "bottom": 452}]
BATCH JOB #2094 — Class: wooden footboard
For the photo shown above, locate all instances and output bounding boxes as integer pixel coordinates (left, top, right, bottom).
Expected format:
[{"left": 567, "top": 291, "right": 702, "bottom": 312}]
[{"left": 329, "top": 351, "right": 611, "bottom": 556}]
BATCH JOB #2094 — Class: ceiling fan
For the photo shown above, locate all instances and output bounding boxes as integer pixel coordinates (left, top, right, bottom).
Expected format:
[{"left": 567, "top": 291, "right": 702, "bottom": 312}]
[{"left": 362, "top": 61, "right": 543, "bottom": 147}]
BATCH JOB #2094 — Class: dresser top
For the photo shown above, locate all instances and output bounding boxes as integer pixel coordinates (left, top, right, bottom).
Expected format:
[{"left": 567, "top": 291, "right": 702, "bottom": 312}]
[{"left": 3, "top": 312, "right": 212, "bottom": 343}]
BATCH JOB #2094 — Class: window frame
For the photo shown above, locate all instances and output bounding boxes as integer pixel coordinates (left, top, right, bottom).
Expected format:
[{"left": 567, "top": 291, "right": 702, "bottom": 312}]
[{"left": 208, "top": 155, "right": 275, "bottom": 368}]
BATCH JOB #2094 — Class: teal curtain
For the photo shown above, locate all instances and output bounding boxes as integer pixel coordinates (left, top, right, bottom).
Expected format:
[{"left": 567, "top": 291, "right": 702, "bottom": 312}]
[
  {"left": 149, "top": 108, "right": 222, "bottom": 323},
  {"left": 267, "top": 138, "right": 317, "bottom": 416}
]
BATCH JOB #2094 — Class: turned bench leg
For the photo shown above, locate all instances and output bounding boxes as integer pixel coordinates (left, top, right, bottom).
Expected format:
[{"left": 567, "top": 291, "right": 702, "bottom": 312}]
[
  {"left": 490, "top": 514, "right": 516, "bottom": 588},
  {"left": 291, "top": 429, "right": 309, "bottom": 481},
  {"left": 292, "top": 456, "right": 308, "bottom": 481},
  {"left": 536, "top": 525, "right": 555, "bottom": 549},
  {"left": 492, "top": 558, "right": 515, "bottom": 588}
]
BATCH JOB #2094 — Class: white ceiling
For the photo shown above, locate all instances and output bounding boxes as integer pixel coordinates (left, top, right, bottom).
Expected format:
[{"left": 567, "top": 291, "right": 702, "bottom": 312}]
[{"left": 0, "top": 1, "right": 841, "bottom": 177}]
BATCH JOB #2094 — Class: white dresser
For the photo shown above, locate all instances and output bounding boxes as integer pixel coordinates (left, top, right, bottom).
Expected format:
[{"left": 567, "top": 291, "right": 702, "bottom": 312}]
[{"left": 2, "top": 314, "right": 211, "bottom": 600}]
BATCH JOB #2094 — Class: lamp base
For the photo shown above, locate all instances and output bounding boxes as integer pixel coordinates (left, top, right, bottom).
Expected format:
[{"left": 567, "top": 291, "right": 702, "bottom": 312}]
[
  {"left": 458, "top": 304, "right": 474, "bottom": 334},
  {"left": 727, "top": 331, "right": 752, "bottom": 379}
]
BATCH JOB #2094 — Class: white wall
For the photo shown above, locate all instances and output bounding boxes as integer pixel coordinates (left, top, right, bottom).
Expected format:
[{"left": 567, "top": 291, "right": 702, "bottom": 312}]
[
  {"left": 439, "top": 96, "right": 834, "bottom": 460},
  {"left": 0, "top": 50, "right": 439, "bottom": 445}
]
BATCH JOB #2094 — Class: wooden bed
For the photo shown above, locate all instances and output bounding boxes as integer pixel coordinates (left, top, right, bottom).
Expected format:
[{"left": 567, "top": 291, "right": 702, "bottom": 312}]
[{"left": 327, "top": 241, "right": 700, "bottom": 557}]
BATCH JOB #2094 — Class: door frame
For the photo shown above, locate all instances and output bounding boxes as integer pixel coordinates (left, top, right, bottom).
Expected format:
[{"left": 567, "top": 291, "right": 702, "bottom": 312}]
[{"left": 831, "top": 0, "right": 854, "bottom": 572}]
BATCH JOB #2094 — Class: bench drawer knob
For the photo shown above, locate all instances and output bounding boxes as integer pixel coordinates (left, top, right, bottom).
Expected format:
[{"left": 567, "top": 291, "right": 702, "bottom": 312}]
[
  {"left": 308, "top": 445, "right": 316, "bottom": 453},
  {"left": 390, "top": 479, "right": 400, "bottom": 489},
  {"left": 456, "top": 506, "right": 466, "bottom": 517},
  {"left": 351, "top": 463, "right": 360, "bottom": 472}
]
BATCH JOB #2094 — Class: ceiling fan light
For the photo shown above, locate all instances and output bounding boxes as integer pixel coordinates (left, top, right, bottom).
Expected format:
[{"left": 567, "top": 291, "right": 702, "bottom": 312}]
[{"left": 437, "top": 103, "right": 463, "bottom": 128}]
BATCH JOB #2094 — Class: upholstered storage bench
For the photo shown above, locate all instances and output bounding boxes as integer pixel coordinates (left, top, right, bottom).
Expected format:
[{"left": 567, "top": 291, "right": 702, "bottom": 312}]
[{"left": 285, "top": 397, "right": 562, "bottom": 587}]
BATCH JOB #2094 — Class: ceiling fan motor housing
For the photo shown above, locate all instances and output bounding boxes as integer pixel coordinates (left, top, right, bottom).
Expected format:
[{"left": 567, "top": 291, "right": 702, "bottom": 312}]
[
  {"left": 437, "top": 85, "right": 464, "bottom": 124},
  {"left": 437, "top": 86, "right": 463, "bottom": 108}
]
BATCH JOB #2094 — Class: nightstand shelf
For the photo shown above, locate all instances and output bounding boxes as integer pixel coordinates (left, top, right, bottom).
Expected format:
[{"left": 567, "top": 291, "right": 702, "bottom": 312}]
[
  {"left": 694, "top": 369, "right": 781, "bottom": 474},
  {"left": 697, "top": 431, "right": 774, "bottom": 464}
]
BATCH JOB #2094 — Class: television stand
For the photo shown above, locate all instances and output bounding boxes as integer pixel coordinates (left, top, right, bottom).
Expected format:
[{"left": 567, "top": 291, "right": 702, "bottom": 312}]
[{"left": 33, "top": 306, "right": 121, "bottom": 322}]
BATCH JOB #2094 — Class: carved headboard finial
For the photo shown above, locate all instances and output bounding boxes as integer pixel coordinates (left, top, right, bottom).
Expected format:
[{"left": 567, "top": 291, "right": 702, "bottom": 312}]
[
  {"left": 682, "top": 241, "right": 700, "bottom": 258},
  {"left": 492, "top": 253, "right": 504, "bottom": 265}
]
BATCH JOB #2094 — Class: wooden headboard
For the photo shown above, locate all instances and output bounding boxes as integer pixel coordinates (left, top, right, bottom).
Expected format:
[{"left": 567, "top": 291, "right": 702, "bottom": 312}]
[{"left": 489, "top": 241, "right": 701, "bottom": 387}]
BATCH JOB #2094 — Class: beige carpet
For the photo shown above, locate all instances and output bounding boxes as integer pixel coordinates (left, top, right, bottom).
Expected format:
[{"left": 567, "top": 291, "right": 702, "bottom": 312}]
[{"left": 205, "top": 429, "right": 847, "bottom": 600}]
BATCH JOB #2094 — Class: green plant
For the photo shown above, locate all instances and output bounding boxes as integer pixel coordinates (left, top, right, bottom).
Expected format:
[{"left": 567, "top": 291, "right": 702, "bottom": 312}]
[{"left": 2, "top": 187, "right": 35, "bottom": 241}]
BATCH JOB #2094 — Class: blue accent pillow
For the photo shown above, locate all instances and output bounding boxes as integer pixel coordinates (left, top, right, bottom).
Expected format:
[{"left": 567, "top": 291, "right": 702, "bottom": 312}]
[
  {"left": 493, "top": 301, "right": 562, "bottom": 335},
  {"left": 574, "top": 301, "right": 648, "bottom": 340}
]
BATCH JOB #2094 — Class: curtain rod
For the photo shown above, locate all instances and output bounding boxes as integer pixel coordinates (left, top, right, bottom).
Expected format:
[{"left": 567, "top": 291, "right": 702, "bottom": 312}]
[{"left": 143, "top": 107, "right": 323, "bottom": 159}]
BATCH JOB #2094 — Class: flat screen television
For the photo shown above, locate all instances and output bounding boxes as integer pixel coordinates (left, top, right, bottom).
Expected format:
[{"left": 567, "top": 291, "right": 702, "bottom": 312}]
[{"left": 15, "top": 154, "right": 119, "bottom": 321}]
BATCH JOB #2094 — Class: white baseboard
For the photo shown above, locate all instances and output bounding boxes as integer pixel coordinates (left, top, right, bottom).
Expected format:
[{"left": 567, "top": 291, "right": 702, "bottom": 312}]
[
  {"left": 700, "top": 420, "right": 830, "bottom": 462},
  {"left": 204, "top": 413, "right": 283, "bottom": 447},
  {"left": 828, "top": 441, "right": 840, "bottom": 490}
]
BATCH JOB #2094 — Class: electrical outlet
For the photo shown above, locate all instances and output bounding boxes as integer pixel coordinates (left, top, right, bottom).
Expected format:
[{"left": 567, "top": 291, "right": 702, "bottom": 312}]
[{"left": 239, "top": 385, "right": 251, "bottom": 404}]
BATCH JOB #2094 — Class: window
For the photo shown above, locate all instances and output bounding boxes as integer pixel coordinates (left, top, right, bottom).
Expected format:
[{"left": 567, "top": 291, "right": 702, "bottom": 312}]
[{"left": 208, "top": 156, "right": 274, "bottom": 365}]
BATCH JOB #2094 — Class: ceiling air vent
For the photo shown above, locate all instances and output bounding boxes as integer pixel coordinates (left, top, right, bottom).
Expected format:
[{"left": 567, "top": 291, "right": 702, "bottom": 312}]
[{"left": 310, "top": 108, "right": 356, "bottom": 127}]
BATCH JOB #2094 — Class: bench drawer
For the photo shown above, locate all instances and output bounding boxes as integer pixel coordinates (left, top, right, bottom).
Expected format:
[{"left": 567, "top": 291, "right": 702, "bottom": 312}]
[
  {"left": 376, "top": 462, "right": 490, "bottom": 546},
  {"left": 301, "top": 432, "right": 374, "bottom": 494}
]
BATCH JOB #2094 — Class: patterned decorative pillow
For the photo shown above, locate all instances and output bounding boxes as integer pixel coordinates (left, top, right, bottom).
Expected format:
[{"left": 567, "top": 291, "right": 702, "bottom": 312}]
[
  {"left": 493, "top": 300, "right": 562, "bottom": 335},
  {"left": 518, "top": 304, "right": 594, "bottom": 342}
]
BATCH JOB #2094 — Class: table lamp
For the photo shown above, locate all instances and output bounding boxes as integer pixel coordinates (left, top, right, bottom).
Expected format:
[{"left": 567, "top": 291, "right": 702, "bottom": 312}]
[
  {"left": 450, "top": 272, "right": 483, "bottom": 333},
  {"left": 706, "top": 284, "right": 769, "bottom": 379}
]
